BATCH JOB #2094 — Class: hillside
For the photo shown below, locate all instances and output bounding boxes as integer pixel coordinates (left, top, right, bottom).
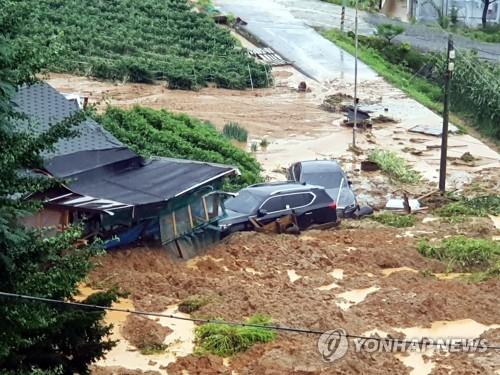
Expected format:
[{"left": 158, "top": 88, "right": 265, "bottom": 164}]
[{"left": 18, "top": 0, "right": 269, "bottom": 89}]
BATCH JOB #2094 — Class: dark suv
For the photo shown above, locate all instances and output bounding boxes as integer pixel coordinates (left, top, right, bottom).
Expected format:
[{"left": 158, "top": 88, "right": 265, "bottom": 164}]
[{"left": 218, "top": 182, "right": 338, "bottom": 235}]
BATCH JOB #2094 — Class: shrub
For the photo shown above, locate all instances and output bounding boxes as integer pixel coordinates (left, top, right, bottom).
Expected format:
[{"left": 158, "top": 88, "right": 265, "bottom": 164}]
[
  {"left": 375, "top": 24, "right": 405, "bottom": 44},
  {"left": 367, "top": 149, "right": 421, "bottom": 184},
  {"left": 436, "top": 195, "right": 500, "bottom": 217},
  {"left": 179, "top": 295, "right": 210, "bottom": 313},
  {"left": 223, "top": 122, "right": 248, "bottom": 142},
  {"left": 371, "top": 212, "right": 416, "bottom": 227},
  {"left": 99, "top": 106, "right": 263, "bottom": 188},
  {"left": 195, "top": 314, "right": 276, "bottom": 356},
  {"left": 418, "top": 236, "right": 500, "bottom": 271}
]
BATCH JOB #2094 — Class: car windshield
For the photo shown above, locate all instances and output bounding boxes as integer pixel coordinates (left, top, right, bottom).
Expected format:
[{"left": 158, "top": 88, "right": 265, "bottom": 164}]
[
  {"left": 224, "top": 190, "right": 262, "bottom": 214},
  {"left": 301, "top": 172, "right": 344, "bottom": 188}
]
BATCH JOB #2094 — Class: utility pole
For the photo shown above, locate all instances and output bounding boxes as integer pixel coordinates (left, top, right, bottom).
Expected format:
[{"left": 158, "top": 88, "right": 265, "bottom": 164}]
[
  {"left": 438, "top": 35, "right": 455, "bottom": 194},
  {"left": 340, "top": 2, "right": 346, "bottom": 32},
  {"left": 352, "top": 0, "right": 359, "bottom": 148}
]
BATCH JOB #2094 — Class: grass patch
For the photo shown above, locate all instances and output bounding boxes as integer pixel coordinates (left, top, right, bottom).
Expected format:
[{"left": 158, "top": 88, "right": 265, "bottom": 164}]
[
  {"left": 452, "top": 24, "right": 500, "bottom": 43},
  {"left": 178, "top": 295, "right": 210, "bottom": 314},
  {"left": 436, "top": 195, "right": 500, "bottom": 218},
  {"left": 367, "top": 149, "right": 421, "bottom": 184},
  {"left": 195, "top": 314, "right": 276, "bottom": 356},
  {"left": 371, "top": 212, "right": 416, "bottom": 227},
  {"left": 140, "top": 344, "right": 168, "bottom": 355},
  {"left": 223, "top": 122, "right": 248, "bottom": 143},
  {"left": 418, "top": 236, "right": 500, "bottom": 273}
]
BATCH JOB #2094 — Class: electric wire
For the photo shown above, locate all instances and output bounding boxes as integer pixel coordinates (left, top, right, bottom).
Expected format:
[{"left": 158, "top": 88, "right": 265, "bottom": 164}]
[{"left": 1, "top": 291, "right": 499, "bottom": 350}]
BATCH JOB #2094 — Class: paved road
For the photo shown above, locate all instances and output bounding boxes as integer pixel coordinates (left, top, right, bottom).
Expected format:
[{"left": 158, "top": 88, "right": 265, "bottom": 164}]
[
  {"left": 274, "top": 0, "right": 500, "bottom": 62},
  {"left": 214, "top": 0, "right": 378, "bottom": 82}
]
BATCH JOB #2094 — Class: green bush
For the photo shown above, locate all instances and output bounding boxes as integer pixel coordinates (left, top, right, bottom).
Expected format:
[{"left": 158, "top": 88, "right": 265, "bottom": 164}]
[
  {"left": 418, "top": 236, "right": 500, "bottom": 271},
  {"left": 371, "top": 212, "right": 416, "bottom": 227},
  {"left": 99, "top": 106, "right": 263, "bottom": 188},
  {"left": 436, "top": 195, "right": 500, "bottom": 217},
  {"left": 223, "top": 122, "right": 248, "bottom": 142},
  {"left": 195, "top": 314, "right": 276, "bottom": 356},
  {"left": 179, "top": 295, "right": 210, "bottom": 314},
  {"left": 367, "top": 149, "right": 421, "bottom": 184},
  {"left": 375, "top": 24, "right": 405, "bottom": 43}
]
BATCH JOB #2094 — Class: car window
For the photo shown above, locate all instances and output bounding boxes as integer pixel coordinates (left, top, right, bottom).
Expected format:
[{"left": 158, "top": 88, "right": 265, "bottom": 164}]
[
  {"left": 283, "top": 193, "right": 314, "bottom": 208},
  {"left": 261, "top": 196, "right": 286, "bottom": 212},
  {"left": 224, "top": 190, "right": 261, "bottom": 214},
  {"left": 301, "top": 172, "right": 344, "bottom": 188}
]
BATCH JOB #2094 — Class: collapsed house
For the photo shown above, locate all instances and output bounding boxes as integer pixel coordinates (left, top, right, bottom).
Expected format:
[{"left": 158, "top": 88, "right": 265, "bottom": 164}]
[{"left": 14, "top": 83, "right": 239, "bottom": 258}]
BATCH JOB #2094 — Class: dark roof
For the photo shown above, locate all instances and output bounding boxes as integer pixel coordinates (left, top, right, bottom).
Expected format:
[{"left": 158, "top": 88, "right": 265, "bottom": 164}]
[
  {"left": 12, "top": 83, "right": 123, "bottom": 158},
  {"left": 299, "top": 160, "right": 343, "bottom": 173},
  {"left": 244, "top": 181, "right": 316, "bottom": 196},
  {"left": 13, "top": 82, "right": 238, "bottom": 214},
  {"left": 64, "top": 157, "right": 236, "bottom": 206},
  {"left": 45, "top": 148, "right": 140, "bottom": 178}
]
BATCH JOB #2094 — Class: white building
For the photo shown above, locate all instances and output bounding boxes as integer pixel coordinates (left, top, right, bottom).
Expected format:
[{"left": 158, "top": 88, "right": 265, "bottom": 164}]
[{"left": 407, "top": 0, "right": 500, "bottom": 26}]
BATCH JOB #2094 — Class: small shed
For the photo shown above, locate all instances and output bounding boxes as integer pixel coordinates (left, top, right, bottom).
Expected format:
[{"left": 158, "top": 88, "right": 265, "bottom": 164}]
[{"left": 13, "top": 83, "right": 239, "bottom": 257}]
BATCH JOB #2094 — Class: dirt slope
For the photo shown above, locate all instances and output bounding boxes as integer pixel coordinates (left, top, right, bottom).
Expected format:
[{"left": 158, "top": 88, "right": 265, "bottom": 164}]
[{"left": 89, "top": 219, "right": 500, "bottom": 374}]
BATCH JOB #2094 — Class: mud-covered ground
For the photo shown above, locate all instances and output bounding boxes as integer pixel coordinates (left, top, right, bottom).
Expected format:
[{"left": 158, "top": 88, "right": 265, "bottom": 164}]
[{"left": 89, "top": 211, "right": 500, "bottom": 375}]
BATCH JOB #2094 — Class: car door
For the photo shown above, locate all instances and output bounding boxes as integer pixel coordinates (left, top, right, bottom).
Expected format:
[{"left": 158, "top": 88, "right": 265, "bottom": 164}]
[
  {"left": 256, "top": 196, "right": 288, "bottom": 225},
  {"left": 282, "top": 193, "right": 316, "bottom": 228}
]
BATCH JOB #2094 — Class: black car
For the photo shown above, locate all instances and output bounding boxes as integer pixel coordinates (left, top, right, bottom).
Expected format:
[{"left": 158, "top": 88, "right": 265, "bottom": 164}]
[
  {"left": 288, "top": 160, "right": 367, "bottom": 218},
  {"left": 218, "top": 182, "right": 338, "bottom": 235}
]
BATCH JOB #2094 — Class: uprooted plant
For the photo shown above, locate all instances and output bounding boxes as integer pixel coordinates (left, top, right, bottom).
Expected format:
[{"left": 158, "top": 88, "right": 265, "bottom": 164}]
[
  {"left": 195, "top": 314, "right": 276, "bottom": 356},
  {"left": 371, "top": 212, "right": 416, "bottom": 228},
  {"left": 368, "top": 149, "right": 421, "bottom": 184}
]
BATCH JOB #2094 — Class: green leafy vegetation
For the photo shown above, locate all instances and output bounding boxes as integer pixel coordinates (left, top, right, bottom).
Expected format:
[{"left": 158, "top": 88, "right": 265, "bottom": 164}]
[
  {"left": 375, "top": 24, "right": 405, "bottom": 43},
  {"left": 418, "top": 236, "right": 500, "bottom": 273},
  {"left": 195, "top": 314, "right": 276, "bottom": 356},
  {"left": 320, "top": 0, "right": 379, "bottom": 11},
  {"left": 322, "top": 29, "right": 500, "bottom": 141},
  {"left": 179, "top": 295, "right": 210, "bottom": 314},
  {"left": 12, "top": 0, "right": 270, "bottom": 89},
  {"left": 0, "top": 2, "right": 116, "bottom": 371},
  {"left": 99, "top": 107, "right": 262, "bottom": 189},
  {"left": 436, "top": 195, "right": 500, "bottom": 218},
  {"left": 451, "top": 24, "right": 500, "bottom": 43},
  {"left": 367, "top": 149, "right": 421, "bottom": 184},
  {"left": 223, "top": 122, "right": 248, "bottom": 142},
  {"left": 371, "top": 212, "right": 416, "bottom": 227}
]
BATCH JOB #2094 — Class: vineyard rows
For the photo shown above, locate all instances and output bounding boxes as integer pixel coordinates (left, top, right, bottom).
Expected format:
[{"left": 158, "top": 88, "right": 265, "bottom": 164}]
[{"left": 21, "top": 0, "right": 270, "bottom": 89}]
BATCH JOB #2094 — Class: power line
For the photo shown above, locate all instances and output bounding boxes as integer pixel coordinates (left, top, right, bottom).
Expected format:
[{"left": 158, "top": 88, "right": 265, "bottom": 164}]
[{"left": 1, "top": 291, "right": 499, "bottom": 350}]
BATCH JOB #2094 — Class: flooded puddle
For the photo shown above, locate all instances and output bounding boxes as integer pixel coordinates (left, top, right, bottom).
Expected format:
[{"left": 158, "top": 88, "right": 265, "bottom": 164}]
[
  {"left": 316, "top": 269, "right": 344, "bottom": 291},
  {"left": 395, "top": 351, "right": 435, "bottom": 375},
  {"left": 382, "top": 267, "right": 418, "bottom": 277},
  {"left": 97, "top": 304, "right": 195, "bottom": 373},
  {"left": 79, "top": 286, "right": 195, "bottom": 373},
  {"left": 331, "top": 268, "right": 344, "bottom": 280},
  {"left": 433, "top": 272, "right": 470, "bottom": 280},
  {"left": 287, "top": 269, "right": 302, "bottom": 283},
  {"left": 245, "top": 267, "right": 263, "bottom": 275},
  {"left": 335, "top": 286, "right": 380, "bottom": 310},
  {"left": 363, "top": 319, "right": 500, "bottom": 375}
]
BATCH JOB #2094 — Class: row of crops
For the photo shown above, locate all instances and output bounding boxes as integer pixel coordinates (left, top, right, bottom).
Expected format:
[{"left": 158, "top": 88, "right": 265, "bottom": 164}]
[
  {"left": 18, "top": 0, "right": 270, "bottom": 89},
  {"left": 98, "top": 107, "right": 263, "bottom": 188}
]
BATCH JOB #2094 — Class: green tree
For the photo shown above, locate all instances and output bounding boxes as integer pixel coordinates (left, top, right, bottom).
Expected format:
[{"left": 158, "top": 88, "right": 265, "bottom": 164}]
[{"left": 0, "top": 1, "right": 116, "bottom": 373}]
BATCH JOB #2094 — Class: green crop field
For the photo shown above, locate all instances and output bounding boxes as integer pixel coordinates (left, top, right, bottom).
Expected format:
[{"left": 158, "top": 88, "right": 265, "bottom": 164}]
[{"left": 17, "top": 0, "right": 269, "bottom": 89}]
